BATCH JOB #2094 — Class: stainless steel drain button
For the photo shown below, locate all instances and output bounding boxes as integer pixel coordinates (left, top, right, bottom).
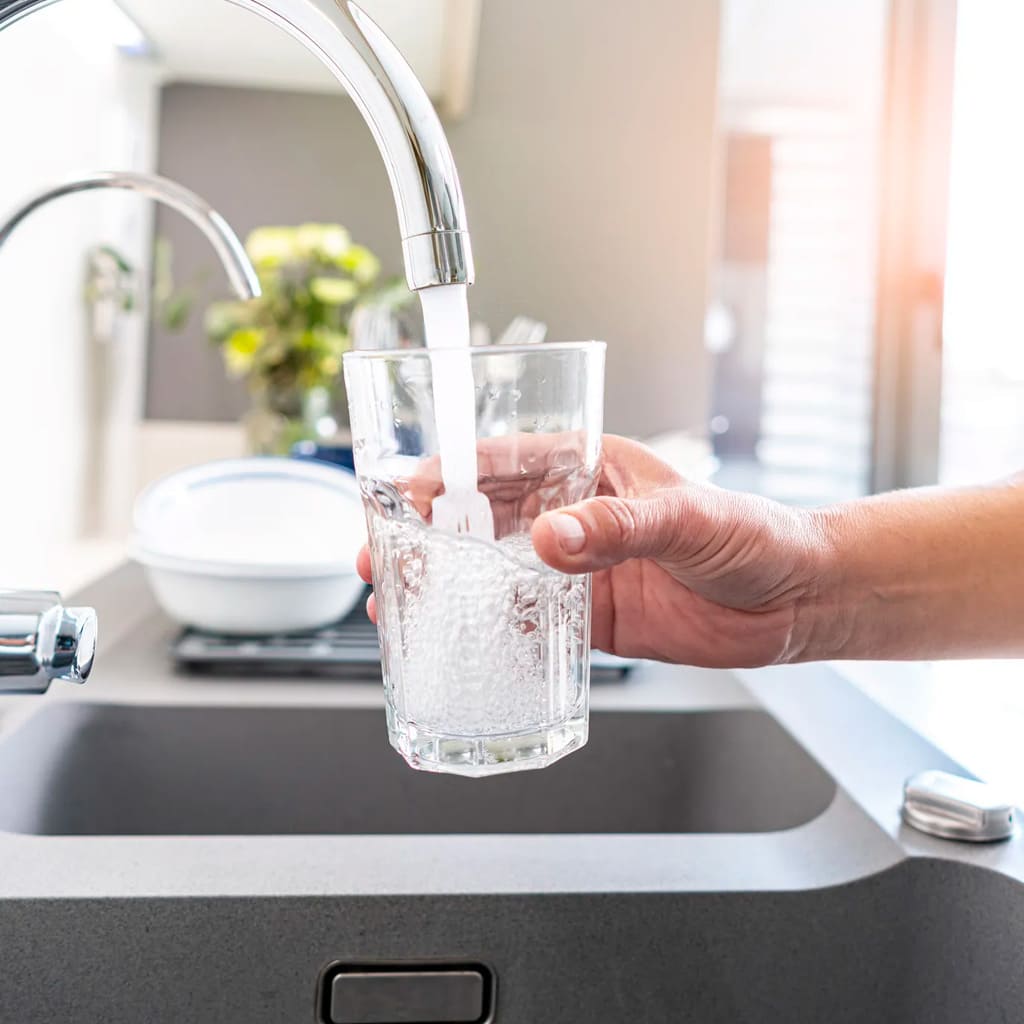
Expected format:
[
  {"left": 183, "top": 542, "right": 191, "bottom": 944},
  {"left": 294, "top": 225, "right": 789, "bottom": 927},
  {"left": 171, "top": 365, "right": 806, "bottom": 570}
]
[
  {"left": 902, "top": 769, "right": 1017, "bottom": 842},
  {"left": 329, "top": 967, "right": 487, "bottom": 1023}
]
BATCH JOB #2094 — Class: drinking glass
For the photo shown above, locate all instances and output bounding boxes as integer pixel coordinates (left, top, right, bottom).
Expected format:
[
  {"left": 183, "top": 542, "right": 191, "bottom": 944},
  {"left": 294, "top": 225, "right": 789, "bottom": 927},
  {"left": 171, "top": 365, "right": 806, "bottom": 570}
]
[{"left": 344, "top": 341, "right": 605, "bottom": 776}]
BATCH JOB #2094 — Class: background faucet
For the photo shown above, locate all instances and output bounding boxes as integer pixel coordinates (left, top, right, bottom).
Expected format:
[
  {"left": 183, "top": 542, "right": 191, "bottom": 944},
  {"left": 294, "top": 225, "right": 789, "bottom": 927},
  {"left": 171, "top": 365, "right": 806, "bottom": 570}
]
[
  {"left": 0, "top": 170, "right": 260, "bottom": 692},
  {"left": 0, "top": 171, "right": 261, "bottom": 300},
  {"left": 0, "top": 0, "right": 475, "bottom": 292}
]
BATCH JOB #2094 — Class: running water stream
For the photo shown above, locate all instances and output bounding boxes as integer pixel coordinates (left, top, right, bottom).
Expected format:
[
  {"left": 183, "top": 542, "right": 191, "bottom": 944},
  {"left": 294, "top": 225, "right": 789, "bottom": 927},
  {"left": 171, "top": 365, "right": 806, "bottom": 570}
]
[{"left": 418, "top": 285, "right": 494, "bottom": 541}]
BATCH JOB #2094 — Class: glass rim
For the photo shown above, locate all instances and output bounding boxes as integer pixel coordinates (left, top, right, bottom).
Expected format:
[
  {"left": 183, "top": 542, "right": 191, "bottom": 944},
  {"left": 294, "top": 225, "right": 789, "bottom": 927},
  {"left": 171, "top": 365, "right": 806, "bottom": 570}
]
[{"left": 343, "top": 340, "right": 606, "bottom": 361}]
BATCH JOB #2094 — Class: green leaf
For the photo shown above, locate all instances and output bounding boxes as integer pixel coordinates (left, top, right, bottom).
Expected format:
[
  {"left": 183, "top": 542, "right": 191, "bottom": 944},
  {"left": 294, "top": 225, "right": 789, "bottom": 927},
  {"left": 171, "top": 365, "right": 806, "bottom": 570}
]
[
  {"left": 204, "top": 300, "right": 251, "bottom": 342},
  {"left": 160, "top": 292, "right": 193, "bottom": 330},
  {"left": 317, "top": 327, "right": 350, "bottom": 356},
  {"left": 97, "top": 244, "right": 134, "bottom": 275}
]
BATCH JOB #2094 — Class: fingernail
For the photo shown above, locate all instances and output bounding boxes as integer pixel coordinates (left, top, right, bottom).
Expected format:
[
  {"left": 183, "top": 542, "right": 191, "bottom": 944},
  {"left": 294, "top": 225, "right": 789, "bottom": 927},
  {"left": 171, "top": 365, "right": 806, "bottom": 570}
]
[{"left": 548, "top": 512, "right": 586, "bottom": 555}]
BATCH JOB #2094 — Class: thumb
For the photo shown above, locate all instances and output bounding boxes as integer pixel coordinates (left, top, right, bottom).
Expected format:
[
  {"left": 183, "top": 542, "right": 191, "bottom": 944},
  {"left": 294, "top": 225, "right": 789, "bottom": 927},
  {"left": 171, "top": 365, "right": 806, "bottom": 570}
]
[{"left": 532, "top": 493, "right": 687, "bottom": 573}]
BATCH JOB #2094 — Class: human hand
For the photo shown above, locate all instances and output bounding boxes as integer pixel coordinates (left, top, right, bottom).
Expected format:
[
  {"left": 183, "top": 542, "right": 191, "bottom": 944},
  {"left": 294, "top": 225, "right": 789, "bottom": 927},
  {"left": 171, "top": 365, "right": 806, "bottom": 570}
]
[{"left": 356, "top": 434, "right": 830, "bottom": 668}]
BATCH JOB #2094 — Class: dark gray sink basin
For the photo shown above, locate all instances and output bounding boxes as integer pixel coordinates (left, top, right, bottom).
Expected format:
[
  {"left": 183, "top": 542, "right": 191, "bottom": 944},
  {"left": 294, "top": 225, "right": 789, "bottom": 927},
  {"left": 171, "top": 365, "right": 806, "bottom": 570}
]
[{"left": 0, "top": 703, "right": 834, "bottom": 835}]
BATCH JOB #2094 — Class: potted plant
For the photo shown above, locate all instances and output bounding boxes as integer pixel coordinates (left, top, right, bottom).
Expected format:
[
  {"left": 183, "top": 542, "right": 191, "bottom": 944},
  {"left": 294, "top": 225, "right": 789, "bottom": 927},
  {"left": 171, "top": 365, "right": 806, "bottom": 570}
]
[{"left": 204, "top": 223, "right": 410, "bottom": 454}]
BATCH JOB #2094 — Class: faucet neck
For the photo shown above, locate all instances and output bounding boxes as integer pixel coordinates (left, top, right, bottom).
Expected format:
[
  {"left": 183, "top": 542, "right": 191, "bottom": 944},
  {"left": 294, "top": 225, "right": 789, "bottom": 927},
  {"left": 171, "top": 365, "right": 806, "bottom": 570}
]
[
  {"left": 0, "top": 171, "right": 260, "bottom": 300},
  {"left": 0, "top": 0, "right": 474, "bottom": 291}
]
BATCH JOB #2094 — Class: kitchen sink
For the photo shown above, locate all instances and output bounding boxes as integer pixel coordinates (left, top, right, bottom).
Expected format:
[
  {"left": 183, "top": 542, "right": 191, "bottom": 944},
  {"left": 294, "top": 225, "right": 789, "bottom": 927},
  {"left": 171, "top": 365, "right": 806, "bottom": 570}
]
[
  {"left": 0, "top": 703, "right": 834, "bottom": 835},
  {"left": 0, "top": 565, "right": 1021, "bottom": 1022},
  {"left": 0, "top": 695, "right": 1020, "bottom": 1023}
]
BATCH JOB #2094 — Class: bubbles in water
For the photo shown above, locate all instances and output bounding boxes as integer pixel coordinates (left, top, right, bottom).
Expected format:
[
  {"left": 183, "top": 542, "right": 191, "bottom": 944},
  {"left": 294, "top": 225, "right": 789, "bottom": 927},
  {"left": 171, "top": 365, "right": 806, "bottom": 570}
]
[{"left": 370, "top": 513, "right": 589, "bottom": 738}]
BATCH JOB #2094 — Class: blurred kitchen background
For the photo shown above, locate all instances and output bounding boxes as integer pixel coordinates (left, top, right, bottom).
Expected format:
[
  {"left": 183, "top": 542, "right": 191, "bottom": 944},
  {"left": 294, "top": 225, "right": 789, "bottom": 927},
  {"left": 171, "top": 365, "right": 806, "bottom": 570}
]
[{"left": 1, "top": 0, "right": 1020, "bottom": 768}]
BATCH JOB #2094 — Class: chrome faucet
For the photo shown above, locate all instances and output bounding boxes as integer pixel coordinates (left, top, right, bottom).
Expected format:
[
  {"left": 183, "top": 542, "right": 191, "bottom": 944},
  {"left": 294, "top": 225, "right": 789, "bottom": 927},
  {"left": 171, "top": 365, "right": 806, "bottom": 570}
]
[
  {"left": 0, "top": 171, "right": 261, "bottom": 299},
  {"left": 0, "top": 171, "right": 259, "bottom": 692},
  {"left": 0, "top": 593, "right": 96, "bottom": 694},
  {"left": 0, "top": 0, "right": 475, "bottom": 690},
  {"left": 0, "top": 0, "right": 475, "bottom": 291}
]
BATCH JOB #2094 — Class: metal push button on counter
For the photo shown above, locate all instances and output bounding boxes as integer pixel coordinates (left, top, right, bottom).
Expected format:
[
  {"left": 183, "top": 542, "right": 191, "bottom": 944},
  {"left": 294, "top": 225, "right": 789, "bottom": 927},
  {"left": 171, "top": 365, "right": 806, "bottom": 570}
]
[
  {"left": 323, "top": 964, "right": 492, "bottom": 1024},
  {"left": 902, "top": 769, "right": 1017, "bottom": 842}
]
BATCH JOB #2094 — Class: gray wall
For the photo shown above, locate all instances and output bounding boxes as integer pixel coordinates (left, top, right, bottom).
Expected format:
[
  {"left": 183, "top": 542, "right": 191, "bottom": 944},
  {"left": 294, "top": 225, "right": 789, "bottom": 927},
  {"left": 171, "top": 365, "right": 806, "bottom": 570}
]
[{"left": 147, "top": 0, "right": 721, "bottom": 438}]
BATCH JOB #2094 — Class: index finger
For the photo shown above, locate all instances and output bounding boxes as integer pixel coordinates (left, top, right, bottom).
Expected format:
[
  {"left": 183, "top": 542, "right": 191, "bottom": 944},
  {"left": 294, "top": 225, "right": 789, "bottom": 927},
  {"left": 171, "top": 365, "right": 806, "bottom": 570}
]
[{"left": 357, "top": 545, "right": 373, "bottom": 584}]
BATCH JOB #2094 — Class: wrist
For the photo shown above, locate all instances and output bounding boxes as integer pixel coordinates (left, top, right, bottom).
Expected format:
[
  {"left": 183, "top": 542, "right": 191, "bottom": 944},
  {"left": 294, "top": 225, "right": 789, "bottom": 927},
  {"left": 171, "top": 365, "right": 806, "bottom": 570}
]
[{"left": 789, "top": 504, "right": 856, "bottom": 662}]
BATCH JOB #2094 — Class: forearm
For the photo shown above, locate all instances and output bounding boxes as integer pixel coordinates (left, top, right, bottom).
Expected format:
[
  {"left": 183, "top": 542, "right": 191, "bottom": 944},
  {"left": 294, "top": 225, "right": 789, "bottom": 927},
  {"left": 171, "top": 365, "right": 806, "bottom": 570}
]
[{"left": 801, "top": 474, "right": 1024, "bottom": 660}]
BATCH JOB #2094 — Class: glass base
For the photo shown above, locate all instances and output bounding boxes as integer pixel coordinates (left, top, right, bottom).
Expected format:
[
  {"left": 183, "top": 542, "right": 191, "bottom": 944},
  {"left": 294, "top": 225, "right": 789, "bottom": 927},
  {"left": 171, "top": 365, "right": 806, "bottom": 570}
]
[{"left": 388, "top": 713, "right": 588, "bottom": 777}]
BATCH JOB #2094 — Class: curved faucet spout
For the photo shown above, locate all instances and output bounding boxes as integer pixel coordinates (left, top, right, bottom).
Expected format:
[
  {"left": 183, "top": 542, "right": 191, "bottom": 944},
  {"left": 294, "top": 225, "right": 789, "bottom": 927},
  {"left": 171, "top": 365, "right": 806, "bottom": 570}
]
[
  {"left": 0, "top": 171, "right": 260, "bottom": 300},
  {"left": 0, "top": 0, "right": 475, "bottom": 291}
]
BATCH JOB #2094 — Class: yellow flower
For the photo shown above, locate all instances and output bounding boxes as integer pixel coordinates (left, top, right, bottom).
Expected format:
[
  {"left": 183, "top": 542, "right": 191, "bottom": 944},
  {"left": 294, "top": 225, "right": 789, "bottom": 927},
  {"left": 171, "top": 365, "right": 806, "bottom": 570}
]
[
  {"left": 295, "top": 223, "right": 351, "bottom": 261},
  {"left": 294, "top": 224, "right": 321, "bottom": 259},
  {"left": 310, "top": 276, "right": 359, "bottom": 305},
  {"left": 318, "top": 224, "right": 352, "bottom": 260},
  {"left": 337, "top": 244, "right": 380, "bottom": 284},
  {"left": 245, "top": 227, "right": 298, "bottom": 268},
  {"left": 223, "top": 327, "right": 264, "bottom": 376}
]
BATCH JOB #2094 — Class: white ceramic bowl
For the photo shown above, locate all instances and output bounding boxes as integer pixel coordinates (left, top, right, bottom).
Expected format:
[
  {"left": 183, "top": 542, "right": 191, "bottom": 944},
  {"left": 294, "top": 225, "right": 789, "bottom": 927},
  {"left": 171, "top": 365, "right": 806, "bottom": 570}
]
[
  {"left": 137, "top": 553, "right": 367, "bottom": 635},
  {"left": 131, "top": 458, "right": 367, "bottom": 635}
]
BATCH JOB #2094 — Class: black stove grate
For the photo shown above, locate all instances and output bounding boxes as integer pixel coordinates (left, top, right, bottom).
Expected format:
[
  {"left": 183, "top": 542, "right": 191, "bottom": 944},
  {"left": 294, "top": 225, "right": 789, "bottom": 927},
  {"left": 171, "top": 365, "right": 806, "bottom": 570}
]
[{"left": 171, "top": 587, "right": 634, "bottom": 681}]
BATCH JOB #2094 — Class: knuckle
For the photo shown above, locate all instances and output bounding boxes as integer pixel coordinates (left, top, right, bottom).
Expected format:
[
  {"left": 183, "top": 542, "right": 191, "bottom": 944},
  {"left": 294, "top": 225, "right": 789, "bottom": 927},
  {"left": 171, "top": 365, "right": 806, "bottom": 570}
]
[{"left": 591, "top": 495, "right": 640, "bottom": 549}]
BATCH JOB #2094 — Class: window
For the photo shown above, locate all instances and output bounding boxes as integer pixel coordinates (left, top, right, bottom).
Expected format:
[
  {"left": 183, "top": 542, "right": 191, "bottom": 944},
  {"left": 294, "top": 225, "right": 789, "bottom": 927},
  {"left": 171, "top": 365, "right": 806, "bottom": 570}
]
[
  {"left": 940, "top": 0, "right": 1024, "bottom": 485},
  {"left": 709, "top": 0, "right": 888, "bottom": 505},
  {"left": 843, "top": 0, "right": 1024, "bottom": 800}
]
